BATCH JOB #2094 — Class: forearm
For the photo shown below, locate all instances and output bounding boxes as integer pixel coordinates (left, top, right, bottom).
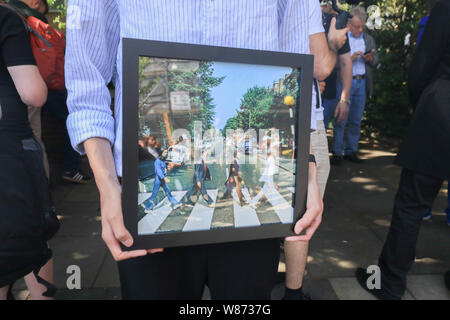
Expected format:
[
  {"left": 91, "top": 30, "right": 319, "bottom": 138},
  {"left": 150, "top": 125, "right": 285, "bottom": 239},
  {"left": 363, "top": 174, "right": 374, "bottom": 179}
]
[
  {"left": 309, "top": 143, "right": 318, "bottom": 186},
  {"left": 83, "top": 137, "right": 121, "bottom": 196},
  {"left": 311, "top": 33, "right": 337, "bottom": 81},
  {"left": 313, "top": 47, "right": 337, "bottom": 80},
  {"left": 339, "top": 55, "right": 352, "bottom": 100}
]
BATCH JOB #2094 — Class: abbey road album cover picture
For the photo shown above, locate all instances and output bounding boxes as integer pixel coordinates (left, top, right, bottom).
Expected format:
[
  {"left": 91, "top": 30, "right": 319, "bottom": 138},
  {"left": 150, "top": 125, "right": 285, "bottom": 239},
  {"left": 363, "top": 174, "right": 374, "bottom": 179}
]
[
  {"left": 122, "top": 40, "right": 313, "bottom": 248},
  {"left": 136, "top": 57, "right": 299, "bottom": 236}
]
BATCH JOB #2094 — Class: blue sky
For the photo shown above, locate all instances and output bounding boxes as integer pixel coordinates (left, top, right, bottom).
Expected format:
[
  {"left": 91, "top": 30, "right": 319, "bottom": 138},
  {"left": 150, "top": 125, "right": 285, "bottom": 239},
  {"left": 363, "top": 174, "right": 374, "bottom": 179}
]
[{"left": 210, "top": 62, "right": 292, "bottom": 130}]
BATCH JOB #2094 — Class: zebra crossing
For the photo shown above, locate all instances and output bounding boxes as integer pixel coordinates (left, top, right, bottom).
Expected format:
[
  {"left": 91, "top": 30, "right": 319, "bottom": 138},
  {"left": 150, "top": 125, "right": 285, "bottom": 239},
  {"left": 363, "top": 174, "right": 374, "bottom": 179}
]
[
  {"left": 138, "top": 187, "right": 295, "bottom": 235},
  {"left": 182, "top": 189, "right": 218, "bottom": 232}
]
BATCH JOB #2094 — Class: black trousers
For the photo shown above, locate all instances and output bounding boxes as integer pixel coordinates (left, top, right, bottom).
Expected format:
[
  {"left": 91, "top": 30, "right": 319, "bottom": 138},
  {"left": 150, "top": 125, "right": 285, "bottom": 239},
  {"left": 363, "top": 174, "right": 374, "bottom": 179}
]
[
  {"left": 378, "top": 168, "right": 444, "bottom": 298},
  {"left": 117, "top": 238, "right": 280, "bottom": 300}
]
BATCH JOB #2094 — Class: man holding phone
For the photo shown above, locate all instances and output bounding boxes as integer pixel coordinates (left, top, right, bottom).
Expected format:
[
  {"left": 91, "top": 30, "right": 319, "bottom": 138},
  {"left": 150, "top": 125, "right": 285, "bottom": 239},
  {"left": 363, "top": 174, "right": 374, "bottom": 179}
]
[{"left": 330, "top": 6, "right": 378, "bottom": 164}]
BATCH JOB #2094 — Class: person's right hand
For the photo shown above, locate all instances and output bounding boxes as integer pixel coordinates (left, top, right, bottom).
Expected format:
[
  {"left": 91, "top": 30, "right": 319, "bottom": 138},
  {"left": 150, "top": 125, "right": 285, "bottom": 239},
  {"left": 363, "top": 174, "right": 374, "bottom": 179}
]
[
  {"left": 318, "top": 80, "right": 326, "bottom": 94},
  {"left": 101, "top": 183, "right": 162, "bottom": 261},
  {"left": 327, "top": 18, "right": 349, "bottom": 52}
]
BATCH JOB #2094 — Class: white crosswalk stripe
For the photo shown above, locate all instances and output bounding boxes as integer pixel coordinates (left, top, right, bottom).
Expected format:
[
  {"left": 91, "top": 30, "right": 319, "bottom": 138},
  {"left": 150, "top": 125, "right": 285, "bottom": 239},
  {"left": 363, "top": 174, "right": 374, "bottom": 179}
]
[
  {"left": 233, "top": 188, "right": 261, "bottom": 228},
  {"left": 182, "top": 189, "right": 218, "bottom": 232},
  {"left": 265, "top": 188, "right": 293, "bottom": 224},
  {"left": 138, "top": 192, "right": 152, "bottom": 205},
  {"left": 138, "top": 191, "right": 187, "bottom": 235}
]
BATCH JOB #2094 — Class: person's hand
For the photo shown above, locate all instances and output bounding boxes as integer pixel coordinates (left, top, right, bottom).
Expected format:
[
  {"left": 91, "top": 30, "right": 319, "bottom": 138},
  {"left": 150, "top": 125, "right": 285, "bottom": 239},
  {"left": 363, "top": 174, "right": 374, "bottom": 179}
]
[
  {"left": 318, "top": 80, "right": 326, "bottom": 94},
  {"left": 327, "top": 18, "right": 349, "bottom": 52},
  {"left": 285, "top": 163, "right": 323, "bottom": 242},
  {"left": 164, "top": 177, "right": 170, "bottom": 184},
  {"left": 351, "top": 51, "right": 363, "bottom": 62},
  {"left": 197, "top": 181, "right": 201, "bottom": 189},
  {"left": 100, "top": 183, "right": 162, "bottom": 261},
  {"left": 362, "top": 50, "right": 374, "bottom": 63},
  {"left": 334, "top": 100, "right": 349, "bottom": 124}
]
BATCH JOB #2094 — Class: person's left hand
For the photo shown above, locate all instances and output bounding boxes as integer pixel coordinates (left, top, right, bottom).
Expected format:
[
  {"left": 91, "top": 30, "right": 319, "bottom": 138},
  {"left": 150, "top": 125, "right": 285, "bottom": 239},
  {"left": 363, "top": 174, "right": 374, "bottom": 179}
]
[
  {"left": 334, "top": 100, "right": 350, "bottom": 124},
  {"left": 285, "top": 163, "right": 323, "bottom": 242},
  {"left": 362, "top": 50, "right": 374, "bottom": 63}
]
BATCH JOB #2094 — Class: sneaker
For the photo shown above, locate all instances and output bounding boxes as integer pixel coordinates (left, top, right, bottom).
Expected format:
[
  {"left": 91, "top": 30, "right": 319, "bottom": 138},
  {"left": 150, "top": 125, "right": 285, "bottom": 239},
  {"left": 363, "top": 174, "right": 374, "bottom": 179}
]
[
  {"left": 144, "top": 201, "right": 154, "bottom": 213},
  {"left": 344, "top": 152, "right": 363, "bottom": 163},
  {"left": 62, "top": 170, "right": 92, "bottom": 184},
  {"left": 172, "top": 203, "right": 182, "bottom": 210},
  {"left": 330, "top": 154, "right": 343, "bottom": 165},
  {"left": 423, "top": 210, "right": 432, "bottom": 221},
  {"left": 355, "top": 267, "right": 401, "bottom": 300},
  {"left": 184, "top": 202, "right": 194, "bottom": 207},
  {"left": 207, "top": 202, "right": 215, "bottom": 208}
]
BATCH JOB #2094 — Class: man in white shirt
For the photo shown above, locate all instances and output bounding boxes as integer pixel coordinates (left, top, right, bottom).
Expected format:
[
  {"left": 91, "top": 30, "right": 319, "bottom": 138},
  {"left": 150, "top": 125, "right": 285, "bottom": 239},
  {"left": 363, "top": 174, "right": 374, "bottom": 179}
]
[
  {"left": 65, "top": 0, "right": 346, "bottom": 299},
  {"left": 330, "top": 6, "right": 378, "bottom": 164}
]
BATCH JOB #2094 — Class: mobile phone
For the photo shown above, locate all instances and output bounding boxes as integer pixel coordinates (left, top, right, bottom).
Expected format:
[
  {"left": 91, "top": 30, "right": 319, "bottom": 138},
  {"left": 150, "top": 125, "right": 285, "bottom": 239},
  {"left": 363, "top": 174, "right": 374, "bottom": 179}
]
[{"left": 364, "top": 49, "right": 373, "bottom": 55}]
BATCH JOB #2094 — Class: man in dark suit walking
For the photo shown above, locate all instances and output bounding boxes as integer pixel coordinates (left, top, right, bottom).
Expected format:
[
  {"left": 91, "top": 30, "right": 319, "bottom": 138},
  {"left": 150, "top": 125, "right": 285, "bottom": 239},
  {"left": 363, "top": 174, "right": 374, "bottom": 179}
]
[
  {"left": 356, "top": 0, "right": 450, "bottom": 299},
  {"left": 183, "top": 150, "right": 214, "bottom": 207}
]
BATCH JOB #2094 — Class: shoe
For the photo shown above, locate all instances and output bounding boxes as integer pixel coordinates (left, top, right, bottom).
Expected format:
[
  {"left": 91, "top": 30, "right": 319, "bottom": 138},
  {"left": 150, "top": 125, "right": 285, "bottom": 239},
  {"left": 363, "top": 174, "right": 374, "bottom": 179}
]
[
  {"left": 144, "top": 201, "right": 154, "bottom": 213},
  {"left": 62, "top": 170, "right": 92, "bottom": 184},
  {"left": 355, "top": 267, "right": 400, "bottom": 300},
  {"left": 444, "top": 270, "right": 450, "bottom": 291},
  {"left": 248, "top": 203, "right": 257, "bottom": 210},
  {"left": 423, "top": 210, "right": 432, "bottom": 221},
  {"left": 330, "top": 154, "right": 343, "bottom": 165},
  {"left": 172, "top": 203, "right": 182, "bottom": 210},
  {"left": 282, "top": 287, "right": 312, "bottom": 300},
  {"left": 184, "top": 202, "right": 194, "bottom": 207},
  {"left": 343, "top": 152, "right": 363, "bottom": 163},
  {"left": 207, "top": 203, "right": 215, "bottom": 208}
]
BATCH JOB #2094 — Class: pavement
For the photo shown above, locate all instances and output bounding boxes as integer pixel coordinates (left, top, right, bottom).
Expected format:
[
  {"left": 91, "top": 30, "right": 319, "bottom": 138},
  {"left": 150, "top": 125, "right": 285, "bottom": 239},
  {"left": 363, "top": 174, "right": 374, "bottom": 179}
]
[{"left": 11, "top": 140, "right": 450, "bottom": 300}]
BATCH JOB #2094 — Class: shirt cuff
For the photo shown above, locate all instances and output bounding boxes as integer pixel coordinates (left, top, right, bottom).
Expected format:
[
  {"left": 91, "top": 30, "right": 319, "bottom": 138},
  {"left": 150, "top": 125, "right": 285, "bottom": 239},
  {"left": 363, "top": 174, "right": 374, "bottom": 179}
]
[{"left": 67, "top": 109, "right": 115, "bottom": 155}]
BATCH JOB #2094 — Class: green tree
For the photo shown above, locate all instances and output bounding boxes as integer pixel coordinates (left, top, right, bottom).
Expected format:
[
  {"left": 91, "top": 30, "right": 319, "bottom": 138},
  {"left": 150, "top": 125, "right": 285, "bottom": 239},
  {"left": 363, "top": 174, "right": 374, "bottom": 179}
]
[
  {"left": 356, "top": 0, "right": 429, "bottom": 138},
  {"left": 237, "top": 86, "right": 275, "bottom": 131},
  {"left": 168, "top": 61, "right": 224, "bottom": 132},
  {"left": 47, "top": 0, "right": 67, "bottom": 30}
]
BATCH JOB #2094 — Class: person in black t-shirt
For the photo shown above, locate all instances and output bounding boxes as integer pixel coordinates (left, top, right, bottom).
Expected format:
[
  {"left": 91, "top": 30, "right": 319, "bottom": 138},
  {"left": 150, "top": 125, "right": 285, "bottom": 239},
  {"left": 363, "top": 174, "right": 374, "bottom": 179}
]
[
  {"left": 0, "top": 5, "right": 55, "bottom": 300},
  {"left": 321, "top": 11, "right": 353, "bottom": 134}
]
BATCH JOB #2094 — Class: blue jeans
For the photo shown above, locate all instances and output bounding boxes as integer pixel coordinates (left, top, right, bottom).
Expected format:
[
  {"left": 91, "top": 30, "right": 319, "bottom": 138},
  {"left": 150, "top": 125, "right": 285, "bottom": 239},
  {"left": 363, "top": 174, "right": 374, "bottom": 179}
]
[
  {"left": 184, "top": 180, "right": 213, "bottom": 205},
  {"left": 147, "top": 178, "right": 179, "bottom": 207},
  {"left": 322, "top": 82, "right": 342, "bottom": 130},
  {"left": 333, "top": 78, "right": 366, "bottom": 156},
  {"left": 42, "top": 89, "right": 78, "bottom": 173}
]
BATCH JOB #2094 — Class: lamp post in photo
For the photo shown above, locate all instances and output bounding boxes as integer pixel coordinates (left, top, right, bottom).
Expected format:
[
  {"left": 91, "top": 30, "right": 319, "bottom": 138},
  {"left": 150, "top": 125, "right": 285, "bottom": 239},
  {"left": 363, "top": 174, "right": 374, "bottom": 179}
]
[{"left": 284, "top": 95, "right": 295, "bottom": 163}]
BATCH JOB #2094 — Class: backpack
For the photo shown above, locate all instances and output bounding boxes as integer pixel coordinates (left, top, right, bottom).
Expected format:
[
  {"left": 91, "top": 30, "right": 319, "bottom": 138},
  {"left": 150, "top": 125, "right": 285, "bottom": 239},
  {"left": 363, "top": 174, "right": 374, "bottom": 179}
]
[{"left": 0, "top": 2, "right": 65, "bottom": 91}]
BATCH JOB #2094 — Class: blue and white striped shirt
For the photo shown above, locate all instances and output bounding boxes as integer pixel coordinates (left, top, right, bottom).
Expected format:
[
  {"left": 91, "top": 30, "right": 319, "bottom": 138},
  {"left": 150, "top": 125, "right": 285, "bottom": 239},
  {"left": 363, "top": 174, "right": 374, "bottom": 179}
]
[
  {"left": 65, "top": 0, "right": 317, "bottom": 176},
  {"left": 348, "top": 31, "right": 366, "bottom": 76}
]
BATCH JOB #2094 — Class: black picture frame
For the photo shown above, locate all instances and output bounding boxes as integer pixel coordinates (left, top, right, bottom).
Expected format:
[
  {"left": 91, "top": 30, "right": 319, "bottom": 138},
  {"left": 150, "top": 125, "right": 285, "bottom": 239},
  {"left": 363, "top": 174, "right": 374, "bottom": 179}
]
[{"left": 122, "top": 38, "right": 313, "bottom": 249}]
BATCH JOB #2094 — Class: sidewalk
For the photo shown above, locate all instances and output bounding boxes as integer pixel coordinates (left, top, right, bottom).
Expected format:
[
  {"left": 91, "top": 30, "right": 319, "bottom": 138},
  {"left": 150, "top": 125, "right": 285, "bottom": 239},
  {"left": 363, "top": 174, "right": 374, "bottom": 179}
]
[{"left": 12, "top": 143, "right": 450, "bottom": 300}]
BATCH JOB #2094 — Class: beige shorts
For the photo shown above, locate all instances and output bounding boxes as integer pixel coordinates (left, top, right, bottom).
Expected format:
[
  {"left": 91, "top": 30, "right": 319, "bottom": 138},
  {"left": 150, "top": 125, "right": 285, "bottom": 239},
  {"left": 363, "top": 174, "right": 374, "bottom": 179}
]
[{"left": 310, "top": 120, "right": 330, "bottom": 198}]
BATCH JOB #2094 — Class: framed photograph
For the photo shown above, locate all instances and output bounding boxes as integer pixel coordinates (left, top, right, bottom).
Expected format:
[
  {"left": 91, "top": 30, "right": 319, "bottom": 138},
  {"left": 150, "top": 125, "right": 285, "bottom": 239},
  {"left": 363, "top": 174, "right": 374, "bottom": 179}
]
[{"left": 122, "top": 39, "right": 313, "bottom": 249}]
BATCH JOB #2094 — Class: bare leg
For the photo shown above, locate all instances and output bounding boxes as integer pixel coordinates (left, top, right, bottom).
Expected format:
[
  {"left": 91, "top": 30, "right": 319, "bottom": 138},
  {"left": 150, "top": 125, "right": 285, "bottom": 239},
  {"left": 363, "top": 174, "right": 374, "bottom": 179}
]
[
  {"left": 234, "top": 176, "right": 244, "bottom": 203},
  {"left": 284, "top": 241, "right": 309, "bottom": 289},
  {"left": 284, "top": 121, "right": 330, "bottom": 293},
  {"left": 24, "top": 258, "right": 54, "bottom": 300},
  {"left": 0, "top": 286, "right": 9, "bottom": 300}
]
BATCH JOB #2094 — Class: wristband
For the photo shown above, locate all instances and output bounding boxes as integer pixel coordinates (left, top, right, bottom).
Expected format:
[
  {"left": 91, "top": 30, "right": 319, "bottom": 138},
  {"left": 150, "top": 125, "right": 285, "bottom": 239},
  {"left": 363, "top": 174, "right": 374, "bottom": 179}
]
[
  {"left": 309, "top": 154, "right": 316, "bottom": 165},
  {"left": 340, "top": 98, "right": 350, "bottom": 104}
]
